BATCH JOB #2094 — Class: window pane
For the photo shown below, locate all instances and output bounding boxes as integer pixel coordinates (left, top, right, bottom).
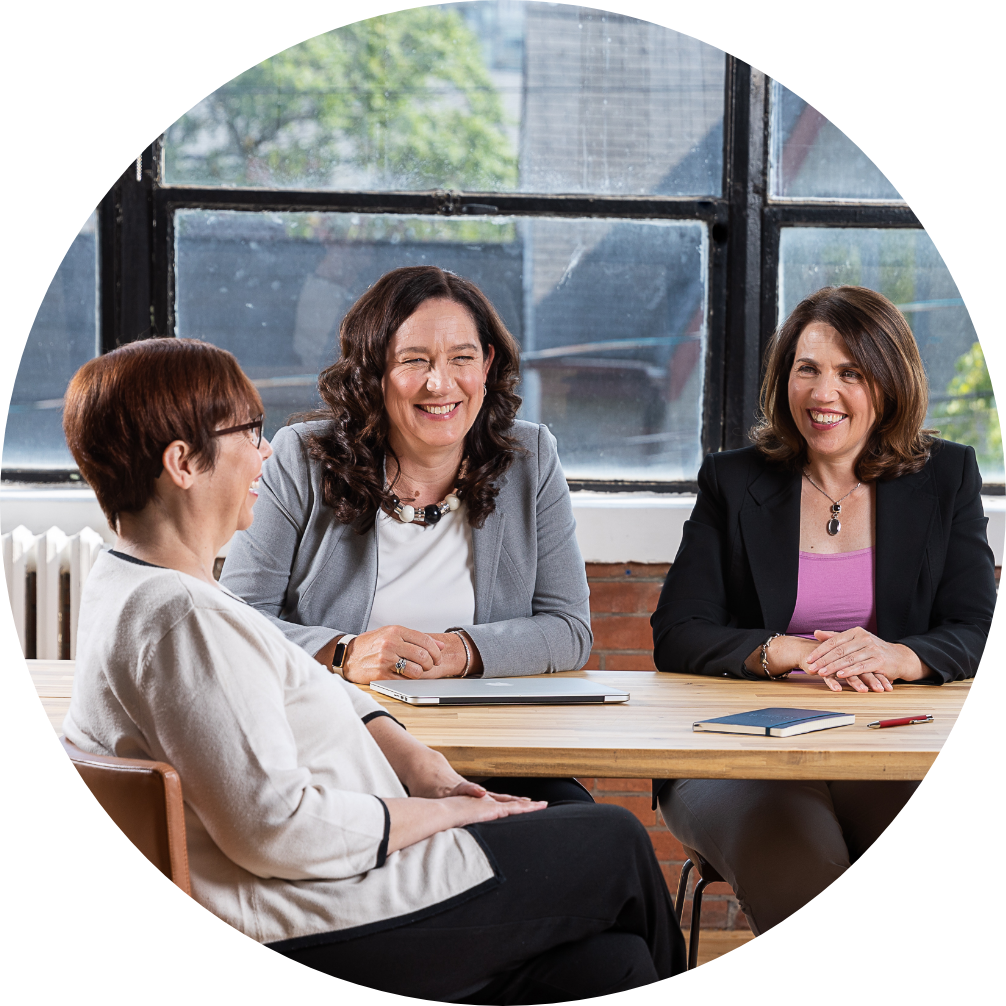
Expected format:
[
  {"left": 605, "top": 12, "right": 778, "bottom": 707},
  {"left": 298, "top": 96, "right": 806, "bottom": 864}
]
[
  {"left": 175, "top": 209, "right": 708, "bottom": 480},
  {"left": 164, "top": 2, "right": 725, "bottom": 197},
  {"left": 769, "top": 81, "right": 902, "bottom": 201},
  {"left": 779, "top": 228, "right": 1002, "bottom": 481},
  {"left": 3, "top": 214, "right": 99, "bottom": 471}
]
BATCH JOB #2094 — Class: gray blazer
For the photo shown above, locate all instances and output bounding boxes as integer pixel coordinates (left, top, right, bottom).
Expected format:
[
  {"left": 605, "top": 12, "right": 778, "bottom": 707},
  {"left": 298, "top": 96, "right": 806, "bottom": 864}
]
[{"left": 221, "top": 419, "right": 592, "bottom": 677}]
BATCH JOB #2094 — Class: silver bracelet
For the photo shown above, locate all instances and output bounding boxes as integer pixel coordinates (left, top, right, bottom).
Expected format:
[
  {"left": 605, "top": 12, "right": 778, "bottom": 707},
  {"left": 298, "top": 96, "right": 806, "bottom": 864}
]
[
  {"left": 447, "top": 628, "right": 472, "bottom": 678},
  {"left": 761, "top": 632, "right": 789, "bottom": 679}
]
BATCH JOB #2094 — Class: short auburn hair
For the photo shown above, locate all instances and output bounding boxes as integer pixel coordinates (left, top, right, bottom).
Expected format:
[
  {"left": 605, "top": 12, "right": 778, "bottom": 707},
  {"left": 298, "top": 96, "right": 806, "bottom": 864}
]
[
  {"left": 750, "top": 286, "right": 934, "bottom": 481},
  {"left": 63, "top": 338, "right": 263, "bottom": 530}
]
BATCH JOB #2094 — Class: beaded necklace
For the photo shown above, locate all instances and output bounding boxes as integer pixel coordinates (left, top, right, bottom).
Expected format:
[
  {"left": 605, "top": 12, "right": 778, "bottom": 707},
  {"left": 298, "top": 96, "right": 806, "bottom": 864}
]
[{"left": 388, "top": 460, "right": 466, "bottom": 527}]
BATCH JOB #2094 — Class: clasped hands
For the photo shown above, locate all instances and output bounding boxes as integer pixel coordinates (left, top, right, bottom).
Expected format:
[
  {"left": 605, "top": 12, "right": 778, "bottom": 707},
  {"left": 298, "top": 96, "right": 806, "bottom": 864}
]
[
  {"left": 760, "top": 629, "right": 927, "bottom": 692},
  {"left": 337, "top": 625, "right": 479, "bottom": 683}
]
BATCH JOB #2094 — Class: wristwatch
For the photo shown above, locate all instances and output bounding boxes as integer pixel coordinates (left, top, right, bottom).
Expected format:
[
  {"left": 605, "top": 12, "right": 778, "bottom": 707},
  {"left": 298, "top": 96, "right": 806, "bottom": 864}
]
[{"left": 331, "top": 634, "right": 358, "bottom": 675}]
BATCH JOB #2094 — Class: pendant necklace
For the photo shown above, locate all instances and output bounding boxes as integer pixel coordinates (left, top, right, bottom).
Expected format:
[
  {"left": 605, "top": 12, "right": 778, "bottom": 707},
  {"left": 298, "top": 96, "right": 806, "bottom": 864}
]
[{"left": 803, "top": 471, "right": 861, "bottom": 536}]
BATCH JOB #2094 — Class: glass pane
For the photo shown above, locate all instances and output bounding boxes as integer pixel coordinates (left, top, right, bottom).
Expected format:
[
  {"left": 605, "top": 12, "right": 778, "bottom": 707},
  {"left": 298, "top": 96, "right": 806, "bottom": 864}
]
[
  {"left": 175, "top": 209, "right": 708, "bottom": 480},
  {"left": 3, "top": 214, "right": 99, "bottom": 471},
  {"left": 164, "top": 2, "right": 724, "bottom": 197},
  {"left": 779, "top": 228, "right": 1002, "bottom": 481},
  {"left": 769, "top": 80, "right": 902, "bottom": 201}
]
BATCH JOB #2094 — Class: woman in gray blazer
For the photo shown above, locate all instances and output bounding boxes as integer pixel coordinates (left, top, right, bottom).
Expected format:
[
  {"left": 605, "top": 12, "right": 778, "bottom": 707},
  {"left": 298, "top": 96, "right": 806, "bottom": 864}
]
[{"left": 222, "top": 265, "right": 594, "bottom": 802}]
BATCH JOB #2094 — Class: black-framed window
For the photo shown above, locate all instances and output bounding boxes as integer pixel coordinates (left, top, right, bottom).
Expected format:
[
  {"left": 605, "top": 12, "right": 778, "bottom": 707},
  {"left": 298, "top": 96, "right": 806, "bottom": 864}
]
[{"left": 5, "top": 2, "right": 1000, "bottom": 488}]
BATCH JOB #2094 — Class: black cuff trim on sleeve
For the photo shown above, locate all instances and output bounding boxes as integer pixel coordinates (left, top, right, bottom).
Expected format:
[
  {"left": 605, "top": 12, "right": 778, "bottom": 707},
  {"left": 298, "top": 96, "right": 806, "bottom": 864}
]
[
  {"left": 361, "top": 709, "right": 407, "bottom": 729},
  {"left": 374, "top": 797, "right": 391, "bottom": 869}
]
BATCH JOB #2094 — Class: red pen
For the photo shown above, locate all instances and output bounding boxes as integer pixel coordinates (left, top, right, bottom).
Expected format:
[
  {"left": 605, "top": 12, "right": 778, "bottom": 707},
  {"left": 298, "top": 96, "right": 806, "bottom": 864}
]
[{"left": 867, "top": 715, "right": 934, "bottom": 729}]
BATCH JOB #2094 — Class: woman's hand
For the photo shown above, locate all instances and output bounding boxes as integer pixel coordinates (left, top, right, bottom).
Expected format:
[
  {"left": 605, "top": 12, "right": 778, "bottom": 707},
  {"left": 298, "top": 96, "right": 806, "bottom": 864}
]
[
  {"left": 806, "top": 628, "right": 928, "bottom": 692},
  {"left": 384, "top": 792, "right": 547, "bottom": 856},
  {"left": 744, "top": 634, "right": 817, "bottom": 678},
  {"left": 341, "top": 626, "right": 445, "bottom": 683},
  {"left": 427, "top": 630, "right": 484, "bottom": 678}
]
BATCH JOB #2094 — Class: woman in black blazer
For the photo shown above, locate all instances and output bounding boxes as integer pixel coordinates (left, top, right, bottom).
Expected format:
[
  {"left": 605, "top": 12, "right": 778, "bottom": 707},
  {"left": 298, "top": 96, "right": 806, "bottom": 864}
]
[{"left": 651, "top": 285, "right": 997, "bottom": 934}]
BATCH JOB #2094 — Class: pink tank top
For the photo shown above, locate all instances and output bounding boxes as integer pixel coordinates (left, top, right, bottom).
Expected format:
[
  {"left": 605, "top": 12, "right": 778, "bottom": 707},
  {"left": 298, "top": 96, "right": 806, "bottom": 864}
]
[{"left": 786, "top": 547, "right": 877, "bottom": 639}]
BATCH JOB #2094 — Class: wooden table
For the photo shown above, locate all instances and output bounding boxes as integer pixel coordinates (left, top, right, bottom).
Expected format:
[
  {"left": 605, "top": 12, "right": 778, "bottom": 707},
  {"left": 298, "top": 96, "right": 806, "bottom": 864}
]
[
  {"left": 27, "top": 662, "right": 969, "bottom": 781},
  {"left": 367, "top": 671, "right": 970, "bottom": 781}
]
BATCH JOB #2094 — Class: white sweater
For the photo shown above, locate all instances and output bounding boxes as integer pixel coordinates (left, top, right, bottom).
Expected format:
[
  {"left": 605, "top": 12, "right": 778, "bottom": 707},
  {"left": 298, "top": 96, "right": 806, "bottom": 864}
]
[{"left": 63, "top": 551, "right": 495, "bottom": 946}]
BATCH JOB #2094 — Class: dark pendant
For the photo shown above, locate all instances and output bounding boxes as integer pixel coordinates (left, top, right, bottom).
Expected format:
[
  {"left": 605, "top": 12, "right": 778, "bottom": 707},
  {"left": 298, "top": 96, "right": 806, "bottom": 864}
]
[
  {"left": 424, "top": 505, "right": 443, "bottom": 525},
  {"left": 827, "top": 517, "right": 841, "bottom": 536}
]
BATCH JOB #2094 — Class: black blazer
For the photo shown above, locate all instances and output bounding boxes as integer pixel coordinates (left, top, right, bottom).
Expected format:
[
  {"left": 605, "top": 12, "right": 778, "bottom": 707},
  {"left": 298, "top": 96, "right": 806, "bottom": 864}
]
[{"left": 651, "top": 441, "right": 997, "bottom": 684}]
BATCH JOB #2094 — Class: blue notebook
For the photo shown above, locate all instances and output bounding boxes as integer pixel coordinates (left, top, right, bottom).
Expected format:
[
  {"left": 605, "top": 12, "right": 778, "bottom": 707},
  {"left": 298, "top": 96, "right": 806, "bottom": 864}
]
[{"left": 693, "top": 707, "right": 855, "bottom": 737}]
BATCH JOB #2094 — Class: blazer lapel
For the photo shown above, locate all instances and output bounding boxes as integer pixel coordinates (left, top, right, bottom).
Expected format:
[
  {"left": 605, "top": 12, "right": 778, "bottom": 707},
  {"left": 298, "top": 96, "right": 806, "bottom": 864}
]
[
  {"left": 739, "top": 467, "right": 802, "bottom": 630},
  {"left": 875, "top": 469, "right": 937, "bottom": 638},
  {"left": 472, "top": 508, "right": 506, "bottom": 624}
]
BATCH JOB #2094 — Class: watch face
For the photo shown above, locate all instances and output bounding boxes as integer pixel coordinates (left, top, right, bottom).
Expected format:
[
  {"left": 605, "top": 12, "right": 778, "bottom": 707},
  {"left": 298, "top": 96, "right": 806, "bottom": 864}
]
[{"left": 333, "top": 643, "right": 348, "bottom": 668}]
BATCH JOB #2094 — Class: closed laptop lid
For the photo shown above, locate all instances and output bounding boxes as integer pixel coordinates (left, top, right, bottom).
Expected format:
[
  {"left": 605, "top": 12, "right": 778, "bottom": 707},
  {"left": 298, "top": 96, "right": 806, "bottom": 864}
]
[{"left": 370, "top": 677, "right": 630, "bottom": 705}]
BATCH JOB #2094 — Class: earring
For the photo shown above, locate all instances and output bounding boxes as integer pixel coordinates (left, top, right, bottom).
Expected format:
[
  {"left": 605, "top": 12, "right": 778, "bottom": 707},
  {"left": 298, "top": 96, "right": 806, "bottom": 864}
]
[{"left": 483, "top": 383, "right": 487, "bottom": 394}]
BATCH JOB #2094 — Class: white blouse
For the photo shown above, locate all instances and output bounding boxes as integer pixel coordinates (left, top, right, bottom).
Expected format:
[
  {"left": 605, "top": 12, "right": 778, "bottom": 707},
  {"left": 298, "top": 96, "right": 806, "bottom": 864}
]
[
  {"left": 63, "top": 551, "right": 494, "bottom": 946},
  {"left": 367, "top": 503, "right": 476, "bottom": 633}
]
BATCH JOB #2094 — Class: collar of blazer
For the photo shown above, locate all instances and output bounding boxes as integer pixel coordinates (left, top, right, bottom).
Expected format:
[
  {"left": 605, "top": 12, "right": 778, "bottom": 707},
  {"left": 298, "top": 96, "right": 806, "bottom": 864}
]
[
  {"left": 738, "top": 458, "right": 937, "bottom": 639},
  {"left": 471, "top": 505, "right": 506, "bottom": 623}
]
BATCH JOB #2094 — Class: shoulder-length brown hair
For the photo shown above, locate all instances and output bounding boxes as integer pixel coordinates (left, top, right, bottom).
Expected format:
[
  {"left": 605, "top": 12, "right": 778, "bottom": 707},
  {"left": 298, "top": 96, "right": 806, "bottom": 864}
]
[
  {"left": 63, "top": 338, "right": 263, "bottom": 530},
  {"left": 750, "top": 285, "right": 934, "bottom": 481},
  {"left": 304, "top": 265, "right": 523, "bottom": 530}
]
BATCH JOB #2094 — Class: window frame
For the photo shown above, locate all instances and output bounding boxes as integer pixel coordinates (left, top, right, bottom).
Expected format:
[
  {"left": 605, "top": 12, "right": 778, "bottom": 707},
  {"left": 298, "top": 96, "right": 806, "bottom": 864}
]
[{"left": 6, "top": 51, "right": 996, "bottom": 492}]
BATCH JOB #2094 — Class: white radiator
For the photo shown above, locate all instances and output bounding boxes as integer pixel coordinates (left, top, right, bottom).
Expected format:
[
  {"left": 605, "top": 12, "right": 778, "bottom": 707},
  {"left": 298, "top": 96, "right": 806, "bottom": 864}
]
[{"left": 2, "top": 525, "right": 106, "bottom": 660}]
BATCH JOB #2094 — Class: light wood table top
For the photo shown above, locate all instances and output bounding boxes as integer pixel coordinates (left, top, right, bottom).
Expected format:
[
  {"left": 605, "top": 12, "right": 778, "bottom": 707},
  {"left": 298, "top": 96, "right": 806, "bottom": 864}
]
[
  {"left": 27, "top": 661, "right": 969, "bottom": 781},
  {"left": 365, "top": 671, "right": 970, "bottom": 781}
]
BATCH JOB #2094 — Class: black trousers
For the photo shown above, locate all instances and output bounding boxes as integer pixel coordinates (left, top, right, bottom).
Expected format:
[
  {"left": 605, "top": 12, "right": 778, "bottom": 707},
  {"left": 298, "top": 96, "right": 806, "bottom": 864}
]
[
  {"left": 275, "top": 803, "right": 686, "bottom": 1003},
  {"left": 479, "top": 777, "right": 594, "bottom": 805}
]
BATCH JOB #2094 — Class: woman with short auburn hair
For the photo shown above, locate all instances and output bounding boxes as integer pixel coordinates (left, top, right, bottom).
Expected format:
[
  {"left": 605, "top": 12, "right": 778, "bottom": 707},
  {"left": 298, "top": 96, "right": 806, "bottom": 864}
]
[
  {"left": 63, "top": 337, "right": 265, "bottom": 533},
  {"left": 651, "top": 284, "right": 996, "bottom": 934},
  {"left": 222, "top": 264, "right": 595, "bottom": 805},
  {"left": 62, "top": 337, "right": 685, "bottom": 999}
]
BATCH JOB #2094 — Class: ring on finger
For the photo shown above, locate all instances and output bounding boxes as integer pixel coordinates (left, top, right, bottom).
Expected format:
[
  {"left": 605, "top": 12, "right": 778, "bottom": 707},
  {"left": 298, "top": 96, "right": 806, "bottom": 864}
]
[{"left": 394, "top": 657, "right": 407, "bottom": 675}]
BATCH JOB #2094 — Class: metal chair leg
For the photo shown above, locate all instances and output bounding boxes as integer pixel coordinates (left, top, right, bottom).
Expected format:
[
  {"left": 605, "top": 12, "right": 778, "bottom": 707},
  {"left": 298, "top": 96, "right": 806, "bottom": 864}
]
[
  {"left": 674, "top": 859, "right": 693, "bottom": 925},
  {"left": 688, "top": 876, "right": 709, "bottom": 970}
]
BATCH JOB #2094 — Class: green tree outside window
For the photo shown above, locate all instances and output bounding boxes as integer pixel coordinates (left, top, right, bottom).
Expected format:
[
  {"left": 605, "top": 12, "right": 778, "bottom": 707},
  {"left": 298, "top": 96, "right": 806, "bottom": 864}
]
[
  {"left": 932, "top": 342, "right": 1003, "bottom": 475},
  {"left": 165, "top": 7, "right": 517, "bottom": 192}
]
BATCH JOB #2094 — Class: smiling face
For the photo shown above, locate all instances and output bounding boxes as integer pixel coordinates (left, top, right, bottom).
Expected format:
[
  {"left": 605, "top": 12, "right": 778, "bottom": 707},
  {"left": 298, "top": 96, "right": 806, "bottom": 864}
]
[
  {"left": 204, "top": 416, "right": 273, "bottom": 534},
  {"left": 787, "top": 322, "right": 878, "bottom": 466},
  {"left": 382, "top": 298, "right": 494, "bottom": 456}
]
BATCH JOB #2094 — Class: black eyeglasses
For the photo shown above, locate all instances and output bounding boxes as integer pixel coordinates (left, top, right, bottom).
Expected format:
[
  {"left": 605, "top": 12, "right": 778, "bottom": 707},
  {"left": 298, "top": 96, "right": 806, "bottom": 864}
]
[{"left": 211, "top": 414, "right": 264, "bottom": 449}]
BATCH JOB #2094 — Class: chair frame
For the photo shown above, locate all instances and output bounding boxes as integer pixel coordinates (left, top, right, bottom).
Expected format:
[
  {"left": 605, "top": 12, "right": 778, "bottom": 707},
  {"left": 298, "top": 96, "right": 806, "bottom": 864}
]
[{"left": 61, "top": 737, "right": 191, "bottom": 895}]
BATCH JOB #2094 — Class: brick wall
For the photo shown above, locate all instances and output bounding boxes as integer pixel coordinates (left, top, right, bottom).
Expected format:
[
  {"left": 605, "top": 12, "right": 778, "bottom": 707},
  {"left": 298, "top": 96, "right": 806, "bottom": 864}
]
[
  {"left": 583, "top": 562, "right": 750, "bottom": 931},
  {"left": 583, "top": 563, "right": 667, "bottom": 671},
  {"left": 582, "top": 561, "right": 1000, "bottom": 933}
]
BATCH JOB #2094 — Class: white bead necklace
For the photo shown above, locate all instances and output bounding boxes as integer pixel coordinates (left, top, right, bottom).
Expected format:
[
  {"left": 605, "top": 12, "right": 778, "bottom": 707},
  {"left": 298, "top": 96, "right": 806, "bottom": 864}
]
[{"left": 388, "top": 460, "right": 467, "bottom": 527}]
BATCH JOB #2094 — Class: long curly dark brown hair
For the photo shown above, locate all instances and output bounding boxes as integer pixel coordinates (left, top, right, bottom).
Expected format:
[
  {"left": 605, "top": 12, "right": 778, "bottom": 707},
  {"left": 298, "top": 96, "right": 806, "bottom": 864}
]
[
  {"left": 301, "top": 266, "right": 524, "bottom": 530},
  {"left": 750, "top": 285, "right": 934, "bottom": 481}
]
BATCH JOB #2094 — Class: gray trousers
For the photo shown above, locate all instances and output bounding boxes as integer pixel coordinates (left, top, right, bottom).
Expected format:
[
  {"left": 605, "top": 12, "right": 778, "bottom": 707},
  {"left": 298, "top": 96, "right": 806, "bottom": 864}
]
[{"left": 658, "top": 778, "right": 919, "bottom": 935}]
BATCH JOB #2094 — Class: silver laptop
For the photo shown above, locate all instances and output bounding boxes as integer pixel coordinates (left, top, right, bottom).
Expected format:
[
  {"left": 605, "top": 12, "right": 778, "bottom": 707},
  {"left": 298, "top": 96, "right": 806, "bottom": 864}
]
[{"left": 370, "top": 677, "right": 630, "bottom": 706}]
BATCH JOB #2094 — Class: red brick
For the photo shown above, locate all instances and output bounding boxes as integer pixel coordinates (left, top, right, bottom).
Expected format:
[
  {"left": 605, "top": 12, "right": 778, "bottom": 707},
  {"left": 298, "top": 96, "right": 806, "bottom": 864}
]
[
  {"left": 595, "top": 794, "right": 656, "bottom": 825},
  {"left": 703, "top": 881, "right": 734, "bottom": 896},
  {"left": 660, "top": 862, "right": 681, "bottom": 891},
  {"left": 590, "top": 615, "right": 653, "bottom": 650},
  {"left": 732, "top": 912, "right": 752, "bottom": 932},
  {"left": 679, "top": 898, "right": 729, "bottom": 929},
  {"left": 647, "top": 829, "right": 687, "bottom": 863},
  {"left": 576, "top": 778, "right": 596, "bottom": 791},
  {"left": 582, "top": 652, "right": 602, "bottom": 670},
  {"left": 595, "top": 777, "right": 650, "bottom": 793},
  {"left": 585, "top": 563, "right": 670, "bottom": 580},
  {"left": 588, "top": 581, "right": 662, "bottom": 614},
  {"left": 604, "top": 652, "right": 657, "bottom": 671}
]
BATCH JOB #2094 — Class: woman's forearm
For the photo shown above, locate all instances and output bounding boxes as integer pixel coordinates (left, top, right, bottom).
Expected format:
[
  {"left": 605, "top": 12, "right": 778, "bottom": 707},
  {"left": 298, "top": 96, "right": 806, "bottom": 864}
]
[
  {"left": 383, "top": 796, "right": 461, "bottom": 854},
  {"left": 383, "top": 793, "right": 547, "bottom": 855},
  {"left": 367, "top": 715, "right": 464, "bottom": 796}
]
